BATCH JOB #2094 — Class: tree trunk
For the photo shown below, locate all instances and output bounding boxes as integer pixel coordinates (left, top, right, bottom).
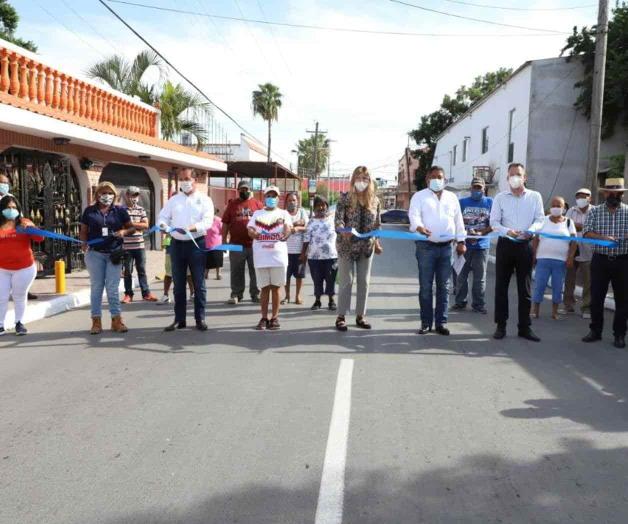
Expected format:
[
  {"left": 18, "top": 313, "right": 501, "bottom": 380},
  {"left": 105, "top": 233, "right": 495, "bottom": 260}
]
[{"left": 267, "top": 120, "right": 272, "bottom": 163}]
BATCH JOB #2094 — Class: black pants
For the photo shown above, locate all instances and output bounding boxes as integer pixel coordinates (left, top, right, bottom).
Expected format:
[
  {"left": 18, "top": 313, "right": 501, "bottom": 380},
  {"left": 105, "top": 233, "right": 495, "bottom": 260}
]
[
  {"left": 494, "top": 237, "right": 533, "bottom": 330},
  {"left": 308, "top": 258, "right": 337, "bottom": 299},
  {"left": 590, "top": 253, "right": 628, "bottom": 337},
  {"left": 170, "top": 237, "right": 207, "bottom": 323}
]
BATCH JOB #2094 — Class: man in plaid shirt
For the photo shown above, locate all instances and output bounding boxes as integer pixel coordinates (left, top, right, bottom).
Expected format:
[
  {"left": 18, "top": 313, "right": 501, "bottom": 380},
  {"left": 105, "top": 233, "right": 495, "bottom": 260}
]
[{"left": 582, "top": 178, "right": 628, "bottom": 348}]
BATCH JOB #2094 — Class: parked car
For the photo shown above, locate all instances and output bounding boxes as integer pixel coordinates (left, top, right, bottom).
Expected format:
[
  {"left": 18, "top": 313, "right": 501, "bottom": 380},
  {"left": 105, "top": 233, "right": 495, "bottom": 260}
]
[{"left": 380, "top": 209, "right": 409, "bottom": 224}]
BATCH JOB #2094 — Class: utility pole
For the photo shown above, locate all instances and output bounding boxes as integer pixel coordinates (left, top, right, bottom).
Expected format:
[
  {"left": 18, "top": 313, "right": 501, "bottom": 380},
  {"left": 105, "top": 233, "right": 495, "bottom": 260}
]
[{"left": 586, "top": 0, "right": 609, "bottom": 201}]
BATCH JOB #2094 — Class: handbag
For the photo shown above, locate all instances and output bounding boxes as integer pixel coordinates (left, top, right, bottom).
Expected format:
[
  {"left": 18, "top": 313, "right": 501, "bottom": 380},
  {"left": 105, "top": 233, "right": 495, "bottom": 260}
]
[{"left": 109, "top": 248, "right": 127, "bottom": 265}]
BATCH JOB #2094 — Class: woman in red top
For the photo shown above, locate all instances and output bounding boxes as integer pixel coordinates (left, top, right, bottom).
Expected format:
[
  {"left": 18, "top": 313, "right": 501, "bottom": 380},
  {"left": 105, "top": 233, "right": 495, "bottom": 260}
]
[{"left": 0, "top": 195, "right": 44, "bottom": 335}]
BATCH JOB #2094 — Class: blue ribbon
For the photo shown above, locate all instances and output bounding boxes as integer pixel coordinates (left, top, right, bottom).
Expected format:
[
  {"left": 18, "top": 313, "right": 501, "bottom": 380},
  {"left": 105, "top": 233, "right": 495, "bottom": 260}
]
[{"left": 16, "top": 226, "right": 105, "bottom": 245}]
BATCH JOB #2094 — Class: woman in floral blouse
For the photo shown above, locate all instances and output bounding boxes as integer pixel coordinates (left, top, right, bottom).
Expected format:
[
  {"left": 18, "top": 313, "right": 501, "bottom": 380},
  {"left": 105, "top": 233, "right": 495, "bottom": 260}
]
[{"left": 334, "top": 166, "right": 383, "bottom": 331}]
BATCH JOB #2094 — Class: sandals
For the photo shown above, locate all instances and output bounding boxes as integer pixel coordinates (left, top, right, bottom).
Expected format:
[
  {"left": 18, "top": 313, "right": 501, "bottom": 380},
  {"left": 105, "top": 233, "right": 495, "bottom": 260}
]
[
  {"left": 356, "top": 316, "right": 372, "bottom": 330},
  {"left": 335, "top": 316, "right": 348, "bottom": 332},
  {"left": 280, "top": 298, "right": 289, "bottom": 305},
  {"left": 256, "top": 318, "right": 269, "bottom": 330},
  {"left": 268, "top": 318, "right": 280, "bottom": 331}
]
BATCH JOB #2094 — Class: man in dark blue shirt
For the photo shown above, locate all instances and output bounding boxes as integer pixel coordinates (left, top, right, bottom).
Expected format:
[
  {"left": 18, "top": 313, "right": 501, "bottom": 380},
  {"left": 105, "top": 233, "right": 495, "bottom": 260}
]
[{"left": 452, "top": 178, "right": 493, "bottom": 314}]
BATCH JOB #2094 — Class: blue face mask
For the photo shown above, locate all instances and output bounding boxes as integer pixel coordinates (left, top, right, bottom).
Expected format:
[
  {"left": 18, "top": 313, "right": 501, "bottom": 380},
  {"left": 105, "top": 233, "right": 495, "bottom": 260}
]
[
  {"left": 471, "top": 190, "right": 484, "bottom": 200},
  {"left": 2, "top": 208, "right": 19, "bottom": 220},
  {"left": 265, "top": 197, "right": 278, "bottom": 208},
  {"left": 0, "top": 183, "right": 9, "bottom": 195}
]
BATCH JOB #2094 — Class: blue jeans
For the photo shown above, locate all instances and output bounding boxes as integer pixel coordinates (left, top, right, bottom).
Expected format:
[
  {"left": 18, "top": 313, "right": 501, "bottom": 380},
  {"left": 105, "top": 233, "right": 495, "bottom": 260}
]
[
  {"left": 170, "top": 237, "right": 207, "bottom": 323},
  {"left": 123, "top": 248, "right": 150, "bottom": 297},
  {"left": 416, "top": 242, "right": 452, "bottom": 328},
  {"left": 455, "top": 249, "right": 489, "bottom": 310},
  {"left": 532, "top": 258, "right": 566, "bottom": 304},
  {"left": 85, "top": 250, "right": 122, "bottom": 318}
]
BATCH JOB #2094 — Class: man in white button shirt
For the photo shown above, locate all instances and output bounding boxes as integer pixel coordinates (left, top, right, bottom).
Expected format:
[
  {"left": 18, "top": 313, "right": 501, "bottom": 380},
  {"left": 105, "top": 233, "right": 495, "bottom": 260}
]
[
  {"left": 489, "top": 163, "right": 544, "bottom": 342},
  {"left": 158, "top": 168, "right": 214, "bottom": 332},
  {"left": 409, "top": 166, "right": 466, "bottom": 336}
]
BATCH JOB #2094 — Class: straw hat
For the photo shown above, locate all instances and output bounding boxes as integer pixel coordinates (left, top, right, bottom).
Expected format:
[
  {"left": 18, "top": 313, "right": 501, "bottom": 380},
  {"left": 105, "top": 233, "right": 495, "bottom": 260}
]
[{"left": 600, "top": 178, "right": 628, "bottom": 192}]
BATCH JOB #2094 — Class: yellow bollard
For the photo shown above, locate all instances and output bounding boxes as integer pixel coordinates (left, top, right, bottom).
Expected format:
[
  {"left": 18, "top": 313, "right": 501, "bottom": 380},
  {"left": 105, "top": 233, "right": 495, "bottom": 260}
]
[{"left": 55, "top": 260, "right": 66, "bottom": 295}]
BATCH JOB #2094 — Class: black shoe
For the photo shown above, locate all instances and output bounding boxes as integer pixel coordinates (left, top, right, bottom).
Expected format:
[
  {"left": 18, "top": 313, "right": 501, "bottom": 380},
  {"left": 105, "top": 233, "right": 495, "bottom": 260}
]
[
  {"left": 493, "top": 325, "right": 506, "bottom": 340},
  {"left": 15, "top": 322, "right": 27, "bottom": 336},
  {"left": 328, "top": 299, "right": 337, "bottom": 311},
  {"left": 582, "top": 331, "right": 602, "bottom": 343},
  {"left": 435, "top": 325, "right": 450, "bottom": 336},
  {"left": 27, "top": 292, "right": 38, "bottom": 300},
  {"left": 472, "top": 307, "right": 488, "bottom": 315},
  {"left": 450, "top": 303, "right": 466, "bottom": 311},
  {"left": 196, "top": 321, "right": 208, "bottom": 331},
  {"left": 518, "top": 329, "right": 541, "bottom": 342},
  {"left": 418, "top": 326, "right": 432, "bottom": 335},
  {"left": 0, "top": 327, "right": 5, "bottom": 336},
  {"left": 614, "top": 336, "right": 626, "bottom": 349},
  {"left": 311, "top": 300, "right": 322, "bottom": 311},
  {"left": 164, "top": 321, "right": 186, "bottom": 332},
  {"left": 251, "top": 296, "right": 260, "bottom": 303}
]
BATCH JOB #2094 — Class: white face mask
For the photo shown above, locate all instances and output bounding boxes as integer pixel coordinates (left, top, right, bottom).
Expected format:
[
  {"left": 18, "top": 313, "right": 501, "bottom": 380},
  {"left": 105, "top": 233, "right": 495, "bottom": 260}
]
[
  {"left": 99, "top": 194, "right": 114, "bottom": 206},
  {"left": 576, "top": 198, "right": 590, "bottom": 209},
  {"left": 508, "top": 176, "right": 523, "bottom": 190},
  {"left": 429, "top": 178, "right": 445, "bottom": 193},
  {"left": 354, "top": 181, "right": 369, "bottom": 193},
  {"left": 180, "top": 180, "right": 194, "bottom": 194},
  {"left": 550, "top": 207, "right": 563, "bottom": 217}
]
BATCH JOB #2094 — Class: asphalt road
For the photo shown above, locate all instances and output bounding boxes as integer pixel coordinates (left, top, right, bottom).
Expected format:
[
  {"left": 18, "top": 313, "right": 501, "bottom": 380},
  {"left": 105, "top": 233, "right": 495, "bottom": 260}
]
[{"left": 2, "top": 225, "right": 628, "bottom": 524}]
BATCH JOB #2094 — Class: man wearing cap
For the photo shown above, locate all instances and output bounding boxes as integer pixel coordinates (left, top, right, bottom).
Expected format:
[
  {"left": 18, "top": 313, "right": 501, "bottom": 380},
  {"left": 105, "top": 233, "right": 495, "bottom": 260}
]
[
  {"left": 452, "top": 177, "right": 493, "bottom": 314},
  {"left": 158, "top": 168, "right": 214, "bottom": 332},
  {"left": 582, "top": 178, "right": 628, "bottom": 348},
  {"left": 222, "top": 179, "right": 263, "bottom": 304},
  {"left": 122, "top": 186, "right": 157, "bottom": 303},
  {"left": 564, "top": 188, "right": 593, "bottom": 318}
]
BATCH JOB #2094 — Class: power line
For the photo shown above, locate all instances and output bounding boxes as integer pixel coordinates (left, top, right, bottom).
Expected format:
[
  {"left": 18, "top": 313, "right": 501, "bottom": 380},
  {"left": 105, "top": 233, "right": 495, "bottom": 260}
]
[
  {"left": 97, "top": 0, "right": 274, "bottom": 157},
  {"left": 60, "top": 0, "right": 124, "bottom": 55},
  {"left": 254, "top": 0, "right": 293, "bottom": 75},
  {"left": 389, "top": 0, "right": 569, "bottom": 34},
  {"left": 440, "top": 0, "right": 596, "bottom": 11},
  {"left": 105, "top": 0, "right": 566, "bottom": 38}
]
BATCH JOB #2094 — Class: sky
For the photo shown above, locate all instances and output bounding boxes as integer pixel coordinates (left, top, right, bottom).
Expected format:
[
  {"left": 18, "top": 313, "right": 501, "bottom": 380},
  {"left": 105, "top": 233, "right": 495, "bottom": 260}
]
[{"left": 14, "top": 0, "right": 598, "bottom": 181}]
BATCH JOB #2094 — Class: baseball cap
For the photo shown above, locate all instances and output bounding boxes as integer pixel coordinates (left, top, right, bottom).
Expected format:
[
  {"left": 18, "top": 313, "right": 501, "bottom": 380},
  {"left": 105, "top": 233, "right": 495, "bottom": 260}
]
[
  {"left": 126, "top": 185, "right": 141, "bottom": 195},
  {"left": 575, "top": 187, "right": 592, "bottom": 196},
  {"left": 263, "top": 185, "right": 281, "bottom": 196},
  {"left": 471, "top": 177, "right": 486, "bottom": 187},
  {"left": 237, "top": 179, "right": 251, "bottom": 189}
]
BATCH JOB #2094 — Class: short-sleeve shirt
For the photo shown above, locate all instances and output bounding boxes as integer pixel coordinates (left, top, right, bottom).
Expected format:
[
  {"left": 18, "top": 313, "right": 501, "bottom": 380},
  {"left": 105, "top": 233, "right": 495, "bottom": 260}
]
[
  {"left": 81, "top": 204, "right": 130, "bottom": 253},
  {"left": 123, "top": 204, "right": 147, "bottom": 250},
  {"left": 583, "top": 203, "right": 628, "bottom": 256},
  {"left": 304, "top": 215, "right": 338, "bottom": 260},
  {"left": 565, "top": 206, "right": 593, "bottom": 262},
  {"left": 205, "top": 216, "right": 223, "bottom": 250},
  {"left": 535, "top": 216, "right": 577, "bottom": 261},
  {"left": 222, "top": 197, "right": 264, "bottom": 248},
  {"left": 459, "top": 196, "right": 493, "bottom": 250},
  {"left": 247, "top": 208, "right": 293, "bottom": 268},
  {"left": 286, "top": 208, "right": 309, "bottom": 254}
]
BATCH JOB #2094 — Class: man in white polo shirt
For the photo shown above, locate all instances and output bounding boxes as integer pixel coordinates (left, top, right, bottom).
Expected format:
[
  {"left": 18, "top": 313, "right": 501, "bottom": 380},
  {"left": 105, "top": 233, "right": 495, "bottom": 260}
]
[{"left": 409, "top": 166, "right": 466, "bottom": 336}]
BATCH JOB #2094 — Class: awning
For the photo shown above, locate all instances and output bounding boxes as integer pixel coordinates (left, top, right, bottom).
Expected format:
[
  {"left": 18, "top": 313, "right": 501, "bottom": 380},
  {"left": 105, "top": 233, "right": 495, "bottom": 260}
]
[{"left": 210, "top": 161, "right": 300, "bottom": 180}]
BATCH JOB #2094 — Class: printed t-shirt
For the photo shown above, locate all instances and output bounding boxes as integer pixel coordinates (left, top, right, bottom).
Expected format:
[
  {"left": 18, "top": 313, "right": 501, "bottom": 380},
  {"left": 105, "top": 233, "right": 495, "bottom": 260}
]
[
  {"left": 459, "top": 196, "right": 493, "bottom": 250},
  {"left": 247, "top": 208, "right": 293, "bottom": 268},
  {"left": 222, "top": 198, "right": 264, "bottom": 248}
]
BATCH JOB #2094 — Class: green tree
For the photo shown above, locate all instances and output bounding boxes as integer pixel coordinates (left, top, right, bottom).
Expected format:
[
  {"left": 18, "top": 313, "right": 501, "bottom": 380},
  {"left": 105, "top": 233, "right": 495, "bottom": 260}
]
[
  {"left": 297, "top": 134, "right": 330, "bottom": 178},
  {"left": 0, "top": 0, "right": 36, "bottom": 52},
  {"left": 252, "top": 83, "right": 282, "bottom": 163},
  {"left": 87, "top": 50, "right": 209, "bottom": 148},
  {"left": 561, "top": 2, "right": 628, "bottom": 138},
  {"left": 408, "top": 68, "right": 513, "bottom": 189}
]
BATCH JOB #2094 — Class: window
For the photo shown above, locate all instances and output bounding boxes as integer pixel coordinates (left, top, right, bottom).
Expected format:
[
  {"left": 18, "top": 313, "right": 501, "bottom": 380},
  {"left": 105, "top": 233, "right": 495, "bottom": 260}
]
[
  {"left": 452, "top": 145, "right": 457, "bottom": 166},
  {"left": 481, "top": 127, "right": 489, "bottom": 154},
  {"left": 507, "top": 108, "right": 516, "bottom": 163},
  {"left": 462, "top": 137, "right": 470, "bottom": 162}
]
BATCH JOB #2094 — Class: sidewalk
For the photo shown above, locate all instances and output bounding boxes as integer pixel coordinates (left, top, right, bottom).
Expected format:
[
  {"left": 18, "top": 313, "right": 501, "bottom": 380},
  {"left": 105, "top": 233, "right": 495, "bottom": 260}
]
[{"left": 7, "top": 250, "right": 166, "bottom": 329}]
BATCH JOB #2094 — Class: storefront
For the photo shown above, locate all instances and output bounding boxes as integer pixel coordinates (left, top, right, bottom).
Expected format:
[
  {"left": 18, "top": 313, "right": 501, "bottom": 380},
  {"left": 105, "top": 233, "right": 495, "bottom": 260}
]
[{"left": 0, "top": 148, "right": 84, "bottom": 275}]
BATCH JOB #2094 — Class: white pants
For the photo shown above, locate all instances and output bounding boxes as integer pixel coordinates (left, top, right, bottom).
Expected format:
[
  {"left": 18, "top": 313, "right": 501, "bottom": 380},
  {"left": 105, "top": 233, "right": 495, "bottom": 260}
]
[{"left": 0, "top": 263, "right": 37, "bottom": 327}]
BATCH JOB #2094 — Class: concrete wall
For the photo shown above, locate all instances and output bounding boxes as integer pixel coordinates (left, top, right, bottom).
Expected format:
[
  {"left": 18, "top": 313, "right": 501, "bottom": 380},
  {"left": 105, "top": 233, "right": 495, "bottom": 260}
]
[{"left": 433, "top": 65, "right": 532, "bottom": 191}]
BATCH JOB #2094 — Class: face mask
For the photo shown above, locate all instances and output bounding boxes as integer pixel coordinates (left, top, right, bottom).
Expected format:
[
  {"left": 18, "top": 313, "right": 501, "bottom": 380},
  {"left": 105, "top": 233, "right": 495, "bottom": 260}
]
[
  {"left": 315, "top": 208, "right": 327, "bottom": 217},
  {"left": 508, "top": 176, "right": 523, "bottom": 190},
  {"left": 239, "top": 190, "right": 250, "bottom": 200},
  {"left": 354, "top": 181, "right": 369, "bottom": 193},
  {"left": 429, "top": 178, "right": 445, "bottom": 192},
  {"left": 265, "top": 197, "right": 278, "bottom": 208},
  {"left": 550, "top": 207, "right": 563, "bottom": 217},
  {"left": 576, "top": 198, "right": 589, "bottom": 209},
  {"left": 0, "top": 183, "right": 9, "bottom": 195},
  {"left": 180, "top": 180, "right": 194, "bottom": 194},
  {"left": 99, "top": 194, "right": 114, "bottom": 206},
  {"left": 471, "top": 190, "right": 484, "bottom": 200},
  {"left": 607, "top": 194, "right": 622, "bottom": 208},
  {"left": 287, "top": 203, "right": 297, "bottom": 212},
  {"left": 2, "top": 208, "right": 18, "bottom": 220}
]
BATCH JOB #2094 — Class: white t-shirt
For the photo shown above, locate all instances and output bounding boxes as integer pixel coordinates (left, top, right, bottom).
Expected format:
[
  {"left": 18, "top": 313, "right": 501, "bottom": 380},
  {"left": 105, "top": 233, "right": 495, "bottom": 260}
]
[
  {"left": 565, "top": 205, "right": 593, "bottom": 262},
  {"left": 286, "top": 208, "right": 309, "bottom": 254},
  {"left": 248, "top": 208, "right": 293, "bottom": 268},
  {"left": 536, "top": 216, "right": 576, "bottom": 261}
]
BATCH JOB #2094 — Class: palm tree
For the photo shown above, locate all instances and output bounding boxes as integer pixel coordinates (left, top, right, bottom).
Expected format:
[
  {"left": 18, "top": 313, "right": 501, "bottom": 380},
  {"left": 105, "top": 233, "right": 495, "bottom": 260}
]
[
  {"left": 252, "top": 83, "right": 282, "bottom": 163},
  {"left": 297, "top": 134, "right": 329, "bottom": 178},
  {"left": 87, "top": 50, "right": 209, "bottom": 149}
]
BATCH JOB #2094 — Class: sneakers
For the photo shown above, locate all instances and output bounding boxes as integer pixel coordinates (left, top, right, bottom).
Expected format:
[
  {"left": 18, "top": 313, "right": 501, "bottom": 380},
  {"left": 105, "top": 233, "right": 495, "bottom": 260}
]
[
  {"left": 15, "top": 322, "right": 27, "bottom": 336},
  {"left": 157, "top": 295, "right": 170, "bottom": 305},
  {"left": 121, "top": 294, "right": 133, "bottom": 304},
  {"left": 472, "top": 307, "right": 488, "bottom": 314},
  {"left": 228, "top": 296, "right": 240, "bottom": 305},
  {"left": 143, "top": 293, "right": 158, "bottom": 302},
  {"left": 450, "top": 303, "right": 466, "bottom": 311}
]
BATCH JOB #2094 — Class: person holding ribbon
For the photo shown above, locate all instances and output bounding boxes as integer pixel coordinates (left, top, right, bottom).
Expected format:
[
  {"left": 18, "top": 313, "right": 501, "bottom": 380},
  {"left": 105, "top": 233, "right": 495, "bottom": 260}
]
[
  {"left": 531, "top": 196, "right": 577, "bottom": 320},
  {"left": 158, "top": 168, "right": 214, "bottom": 332},
  {"left": 0, "top": 195, "right": 43, "bottom": 335},
  {"left": 582, "top": 178, "right": 628, "bottom": 349},
  {"left": 409, "top": 166, "right": 466, "bottom": 336},
  {"left": 80, "top": 181, "right": 135, "bottom": 335},
  {"left": 334, "top": 166, "right": 382, "bottom": 332},
  {"left": 490, "top": 163, "right": 544, "bottom": 342},
  {"left": 283, "top": 192, "right": 308, "bottom": 305},
  {"left": 564, "top": 188, "right": 593, "bottom": 319},
  {"left": 247, "top": 186, "right": 292, "bottom": 330}
]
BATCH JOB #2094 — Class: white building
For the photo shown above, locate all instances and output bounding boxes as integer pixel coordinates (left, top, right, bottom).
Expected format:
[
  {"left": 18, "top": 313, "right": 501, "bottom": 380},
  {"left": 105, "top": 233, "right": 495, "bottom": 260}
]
[{"left": 433, "top": 57, "right": 627, "bottom": 202}]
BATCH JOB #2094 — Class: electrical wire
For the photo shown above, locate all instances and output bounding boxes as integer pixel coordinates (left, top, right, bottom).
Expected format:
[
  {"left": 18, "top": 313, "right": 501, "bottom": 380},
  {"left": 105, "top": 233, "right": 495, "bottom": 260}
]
[
  {"left": 60, "top": 0, "right": 124, "bottom": 55},
  {"left": 440, "top": 0, "right": 596, "bottom": 11},
  {"left": 389, "top": 0, "right": 569, "bottom": 34},
  {"left": 104, "top": 0, "right": 566, "bottom": 38}
]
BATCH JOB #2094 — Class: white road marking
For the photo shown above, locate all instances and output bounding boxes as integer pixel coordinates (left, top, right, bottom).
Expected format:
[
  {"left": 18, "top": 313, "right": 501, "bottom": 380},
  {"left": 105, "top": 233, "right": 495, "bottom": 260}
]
[{"left": 315, "top": 358, "right": 354, "bottom": 524}]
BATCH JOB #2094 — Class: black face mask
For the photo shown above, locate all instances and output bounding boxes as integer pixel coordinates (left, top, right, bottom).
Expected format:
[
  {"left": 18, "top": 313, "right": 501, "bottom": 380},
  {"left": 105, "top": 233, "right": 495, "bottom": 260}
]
[
  {"left": 607, "top": 194, "right": 622, "bottom": 208},
  {"left": 239, "top": 191, "right": 250, "bottom": 200}
]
